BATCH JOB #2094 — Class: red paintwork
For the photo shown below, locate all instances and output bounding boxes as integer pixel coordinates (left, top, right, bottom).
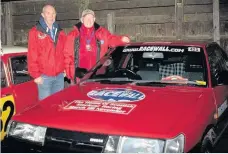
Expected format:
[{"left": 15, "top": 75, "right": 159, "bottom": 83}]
[
  {"left": 10, "top": 42, "right": 228, "bottom": 152},
  {"left": 13, "top": 84, "right": 215, "bottom": 152},
  {"left": 1, "top": 51, "right": 39, "bottom": 114}
]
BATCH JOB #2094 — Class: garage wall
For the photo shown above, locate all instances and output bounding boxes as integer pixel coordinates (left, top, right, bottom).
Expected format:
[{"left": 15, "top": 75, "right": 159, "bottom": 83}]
[
  {"left": 1, "top": 0, "right": 227, "bottom": 51},
  {"left": 2, "top": 0, "right": 80, "bottom": 45},
  {"left": 220, "top": 0, "right": 228, "bottom": 51},
  {"left": 183, "top": 0, "right": 213, "bottom": 40},
  {"left": 89, "top": 0, "right": 176, "bottom": 41},
  {"left": 1, "top": 3, "right": 7, "bottom": 45}
]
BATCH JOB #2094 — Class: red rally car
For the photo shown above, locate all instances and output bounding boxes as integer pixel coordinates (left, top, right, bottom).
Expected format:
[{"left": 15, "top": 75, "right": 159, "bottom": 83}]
[{"left": 3, "top": 42, "right": 228, "bottom": 153}]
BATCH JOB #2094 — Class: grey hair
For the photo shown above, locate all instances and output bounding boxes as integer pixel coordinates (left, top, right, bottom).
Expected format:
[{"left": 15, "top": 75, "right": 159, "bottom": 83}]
[{"left": 42, "top": 4, "right": 56, "bottom": 13}]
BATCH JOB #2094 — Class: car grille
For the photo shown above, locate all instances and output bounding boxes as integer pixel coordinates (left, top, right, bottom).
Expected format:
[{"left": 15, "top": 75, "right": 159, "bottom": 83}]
[{"left": 44, "top": 128, "right": 109, "bottom": 153}]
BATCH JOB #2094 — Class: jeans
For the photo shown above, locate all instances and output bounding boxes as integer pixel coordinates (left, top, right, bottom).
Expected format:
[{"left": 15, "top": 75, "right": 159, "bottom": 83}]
[{"left": 37, "top": 73, "right": 64, "bottom": 100}]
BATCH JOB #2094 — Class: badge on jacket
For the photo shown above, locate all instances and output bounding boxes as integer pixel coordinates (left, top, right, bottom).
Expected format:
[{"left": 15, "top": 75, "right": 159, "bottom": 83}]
[
  {"left": 100, "top": 40, "right": 104, "bottom": 45},
  {"left": 86, "top": 44, "right": 92, "bottom": 51},
  {"left": 38, "top": 33, "right": 47, "bottom": 39}
]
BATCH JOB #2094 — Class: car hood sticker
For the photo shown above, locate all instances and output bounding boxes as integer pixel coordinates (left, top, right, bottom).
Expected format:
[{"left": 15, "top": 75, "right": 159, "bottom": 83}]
[
  {"left": 87, "top": 88, "right": 145, "bottom": 102},
  {"left": 61, "top": 100, "right": 136, "bottom": 115}
]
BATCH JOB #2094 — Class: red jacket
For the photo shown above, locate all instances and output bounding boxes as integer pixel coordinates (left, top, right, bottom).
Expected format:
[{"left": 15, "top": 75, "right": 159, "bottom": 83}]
[
  {"left": 64, "top": 22, "right": 129, "bottom": 80},
  {"left": 78, "top": 25, "right": 98, "bottom": 70},
  {"left": 28, "top": 24, "right": 66, "bottom": 78}
]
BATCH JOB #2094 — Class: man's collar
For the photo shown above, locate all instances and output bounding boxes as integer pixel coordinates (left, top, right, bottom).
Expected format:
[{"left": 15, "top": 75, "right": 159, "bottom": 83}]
[{"left": 39, "top": 16, "right": 59, "bottom": 32}]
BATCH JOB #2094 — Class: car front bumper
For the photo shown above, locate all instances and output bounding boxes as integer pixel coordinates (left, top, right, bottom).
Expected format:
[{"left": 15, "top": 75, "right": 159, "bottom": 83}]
[{"left": 2, "top": 128, "right": 108, "bottom": 153}]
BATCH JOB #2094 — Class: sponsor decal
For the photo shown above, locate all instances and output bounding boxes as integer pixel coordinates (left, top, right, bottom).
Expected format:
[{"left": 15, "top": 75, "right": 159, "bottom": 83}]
[
  {"left": 218, "top": 99, "right": 228, "bottom": 118},
  {"left": 62, "top": 100, "right": 136, "bottom": 115},
  {"left": 123, "top": 46, "right": 185, "bottom": 53},
  {"left": 38, "top": 33, "right": 47, "bottom": 39},
  {"left": 188, "top": 47, "right": 200, "bottom": 52},
  {"left": 90, "top": 138, "right": 104, "bottom": 143},
  {"left": 87, "top": 88, "right": 145, "bottom": 102},
  {"left": 0, "top": 95, "right": 15, "bottom": 141}
]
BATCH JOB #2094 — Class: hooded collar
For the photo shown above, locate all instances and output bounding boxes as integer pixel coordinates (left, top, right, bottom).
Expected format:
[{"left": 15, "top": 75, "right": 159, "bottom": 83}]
[
  {"left": 39, "top": 16, "right": 59, "bottom": 33},
  {"left": 38, "top": 16, "right": 59, "bottom": 41}
]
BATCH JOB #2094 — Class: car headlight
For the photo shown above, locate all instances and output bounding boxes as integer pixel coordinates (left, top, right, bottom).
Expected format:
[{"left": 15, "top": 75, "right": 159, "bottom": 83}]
[
  {"left": 164, "top": 134, "right": 185, "bottom": 153},
  {"left": 7, "top": 121, "right": 47, "bottom": 145},
  {"left": 104, "top": 136, "right": 165, "bottom": 153},
  {"left": 104, "top": 134, "right": 185, "bottom": 153}
]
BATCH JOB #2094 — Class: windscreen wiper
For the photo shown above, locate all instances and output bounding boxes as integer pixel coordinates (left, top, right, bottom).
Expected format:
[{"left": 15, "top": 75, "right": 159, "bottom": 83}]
[
  {"left": 130, "top": 80, "right": 206, "bottom": 87},
  {"left": 130, "top": 80, "right": 167, "bottom": 87}
]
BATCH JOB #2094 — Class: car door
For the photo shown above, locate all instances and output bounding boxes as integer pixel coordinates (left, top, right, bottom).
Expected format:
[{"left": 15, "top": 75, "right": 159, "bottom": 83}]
[
  {"left": 8, "top": 54, "right": 39, "bottom": 113},
  {"left": 206, "top": 43, "right": 228, "bottom": 120},
  {"left": 1, "top": 59, "right": 16, "bottom": 140}
]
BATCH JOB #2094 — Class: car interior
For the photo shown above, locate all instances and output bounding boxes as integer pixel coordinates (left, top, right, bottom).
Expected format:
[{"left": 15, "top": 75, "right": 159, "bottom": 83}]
[
  {"left": 134, "top": 52, "right": 204, "bottom": 82},
  {"left": 10, "top": 56, "right": 32, "bottom": 85},
  {"left": 184, "top": 54, "right": 204, "bottom": 81}
]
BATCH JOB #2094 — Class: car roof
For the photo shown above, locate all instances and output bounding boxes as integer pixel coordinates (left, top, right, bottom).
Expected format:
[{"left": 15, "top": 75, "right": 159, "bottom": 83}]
[{"left": 1, "top": 46, "right": 28, "bottom": 55}]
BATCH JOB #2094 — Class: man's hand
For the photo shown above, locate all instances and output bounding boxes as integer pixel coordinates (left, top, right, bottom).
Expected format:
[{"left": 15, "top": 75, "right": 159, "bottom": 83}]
[
  {"left": 34, "top": 76, "right": 43, "bottom": 84},
  {"left": 63, "top": 70, "right": 66, "bottom": 77},
  {"left": 121, "top": 36, "right": 130, "bottom": 43}
]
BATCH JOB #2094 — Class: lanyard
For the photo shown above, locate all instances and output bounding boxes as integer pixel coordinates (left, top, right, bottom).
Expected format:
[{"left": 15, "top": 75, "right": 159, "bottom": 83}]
[{"left": 84, "top": 30, "right": 95, "bottom": 45}]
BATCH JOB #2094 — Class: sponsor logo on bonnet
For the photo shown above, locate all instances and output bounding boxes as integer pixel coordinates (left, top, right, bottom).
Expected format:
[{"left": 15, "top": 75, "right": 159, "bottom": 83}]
[{"left": 87, "top": 88, "right": 145, "bottom": 102}]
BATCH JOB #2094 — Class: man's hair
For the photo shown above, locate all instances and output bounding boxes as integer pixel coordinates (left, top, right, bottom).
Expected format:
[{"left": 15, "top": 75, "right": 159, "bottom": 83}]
[{"left": 42, "top": 4, "right": 56, "bottom": 13}]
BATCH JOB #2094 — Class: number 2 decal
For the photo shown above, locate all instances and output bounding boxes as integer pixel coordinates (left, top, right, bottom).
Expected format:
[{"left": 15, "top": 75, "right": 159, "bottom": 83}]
[{"left": 0, "top": 95, "right": 15, "bottom": 141}]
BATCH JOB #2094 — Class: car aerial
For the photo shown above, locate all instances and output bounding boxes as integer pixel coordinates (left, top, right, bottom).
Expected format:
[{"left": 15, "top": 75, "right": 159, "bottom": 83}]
[
  {"left": 0, "top": 46, "right": 39, "bottom": 141},
  {"left": 2, "top": 41, "right": 228, "bottom": 153}
]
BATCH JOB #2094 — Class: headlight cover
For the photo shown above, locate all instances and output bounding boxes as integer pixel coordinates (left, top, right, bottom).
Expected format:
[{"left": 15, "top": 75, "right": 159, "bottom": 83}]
[
  {"left": 164, "top": 134, "right": 185, "bottom": 153},
  {"left": 104, "top": 136, "right": 165, "bottom": 153},
  {"left": 7, "top": 121, "right": 47, "bottom": 145}
]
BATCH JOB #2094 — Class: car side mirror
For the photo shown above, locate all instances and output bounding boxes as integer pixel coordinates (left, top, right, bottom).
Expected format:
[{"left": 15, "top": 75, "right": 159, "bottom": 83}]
[
  {"left": 75, "top": 67, "right": 88, "bottom": 78},
  {"left": 220, "top": 71, "right": 228, "bottom": 85}
]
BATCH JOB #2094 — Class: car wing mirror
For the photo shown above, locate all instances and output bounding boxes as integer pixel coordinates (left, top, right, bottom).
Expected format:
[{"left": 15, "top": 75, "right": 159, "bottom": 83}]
[{"left": 75, "top": 67, "right": 88, "bottom": 78}]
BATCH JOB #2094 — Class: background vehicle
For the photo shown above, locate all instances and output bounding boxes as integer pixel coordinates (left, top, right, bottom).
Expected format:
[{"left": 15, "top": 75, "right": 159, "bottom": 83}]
[{"left": 0, "top": 46, "right": 38, "bottom": 140}]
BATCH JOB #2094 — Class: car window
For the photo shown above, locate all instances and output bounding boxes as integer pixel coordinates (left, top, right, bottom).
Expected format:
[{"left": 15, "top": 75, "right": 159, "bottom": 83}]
[
  {"left": 1, "top": 61, "right": 7, "bottom": 88},
  {"left": 214, "top": 45, "right": 228, "bottom": 71},
  {"left": 9, "top": 55, "right": 32, "bottom": 85},
  {"left": 206, "top": 43, "right": 227, "bottom": 86}
]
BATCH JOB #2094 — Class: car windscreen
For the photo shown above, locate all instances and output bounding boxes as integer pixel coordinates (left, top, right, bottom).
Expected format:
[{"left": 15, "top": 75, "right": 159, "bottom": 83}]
[{"left": 83, "top": 45, "right": 207, "bottom": 87}]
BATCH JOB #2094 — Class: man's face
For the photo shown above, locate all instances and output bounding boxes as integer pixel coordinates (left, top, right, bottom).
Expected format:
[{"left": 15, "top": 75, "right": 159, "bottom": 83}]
[
  {"left": 82, "top": 14, "right": 95, "bottom": 28},
  {"left": 41, "top": 5, "right": 56, "bottom": 26}
]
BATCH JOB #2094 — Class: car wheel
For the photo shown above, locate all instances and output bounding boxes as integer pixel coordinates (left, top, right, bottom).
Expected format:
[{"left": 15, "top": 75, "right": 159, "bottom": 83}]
[
  {"left": 201, "top": 127, "right": 216, "bottom": 153},
  {"left": 201, "top": 137, "right": 213, "bottom": 153}
]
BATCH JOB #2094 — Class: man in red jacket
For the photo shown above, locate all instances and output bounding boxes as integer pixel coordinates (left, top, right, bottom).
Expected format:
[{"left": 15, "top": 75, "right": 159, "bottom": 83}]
[
  {"left": 64, "top": 9, "right": 130, "bottom": 83},
  {"left": 28, "top": 5, "right": 66, "bottom": 100}
]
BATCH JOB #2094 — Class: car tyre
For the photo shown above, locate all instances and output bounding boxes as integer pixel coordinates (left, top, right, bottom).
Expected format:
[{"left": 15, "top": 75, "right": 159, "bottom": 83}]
[{"left": 200, "top": 135, "right": 213, "bottom": 153}]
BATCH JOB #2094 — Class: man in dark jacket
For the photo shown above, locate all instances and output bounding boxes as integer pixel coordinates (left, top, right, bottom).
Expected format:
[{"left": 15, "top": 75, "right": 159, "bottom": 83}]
[
  {"left": 64, "top": 9, "right": 130, "bottom": 83},
  {"left": 28, "top": 5, "right": 66, "bottom": 100}
]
